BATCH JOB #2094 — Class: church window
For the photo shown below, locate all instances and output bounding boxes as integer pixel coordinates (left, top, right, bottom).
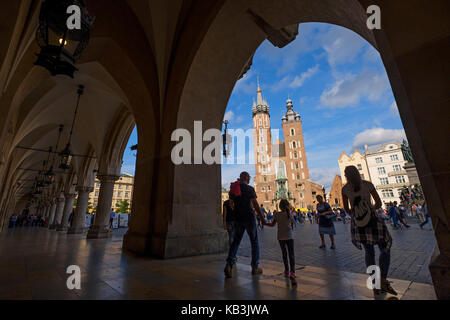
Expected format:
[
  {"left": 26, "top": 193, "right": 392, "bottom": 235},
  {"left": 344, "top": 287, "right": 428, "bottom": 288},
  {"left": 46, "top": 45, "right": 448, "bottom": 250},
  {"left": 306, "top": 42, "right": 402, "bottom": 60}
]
[
  {"left": 291, "top": 128, "right": 295, "bottom": 136},
  {"left": 294, "top": 152, "right": 298, "bottom": 159},
  {"left": 292, "top": 141, "right": 296, "bottom": 148},
  {"left": 259, "top": 119, "right": 262, "bottom": 126},
  {"left": 297, "top": 174, "right": 300, "bottom": 180},
  {"left": 295, "top": 162, "right": 299, "bottom": 169},
  {"left": 302, "top": 172, "right": 305, "bottom": 179}
]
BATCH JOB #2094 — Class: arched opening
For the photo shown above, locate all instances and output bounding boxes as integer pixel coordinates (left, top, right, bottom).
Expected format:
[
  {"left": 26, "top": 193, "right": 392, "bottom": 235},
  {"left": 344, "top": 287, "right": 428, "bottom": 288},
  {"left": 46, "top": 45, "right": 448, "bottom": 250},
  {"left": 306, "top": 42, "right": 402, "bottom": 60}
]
[{"left": 220, "top": 22, "right": 436, "bottom": 289}]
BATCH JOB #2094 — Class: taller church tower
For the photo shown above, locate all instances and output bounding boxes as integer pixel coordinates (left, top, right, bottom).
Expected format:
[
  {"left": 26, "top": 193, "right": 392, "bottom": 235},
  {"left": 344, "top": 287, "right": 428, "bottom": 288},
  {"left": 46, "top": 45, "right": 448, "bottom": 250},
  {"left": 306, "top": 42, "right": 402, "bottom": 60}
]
[
  {"left": 252, "top": 80, "right": 275, "bottom": 205},
  {"left": 281, "top": 98, "right": 313, "bottom": 209}
]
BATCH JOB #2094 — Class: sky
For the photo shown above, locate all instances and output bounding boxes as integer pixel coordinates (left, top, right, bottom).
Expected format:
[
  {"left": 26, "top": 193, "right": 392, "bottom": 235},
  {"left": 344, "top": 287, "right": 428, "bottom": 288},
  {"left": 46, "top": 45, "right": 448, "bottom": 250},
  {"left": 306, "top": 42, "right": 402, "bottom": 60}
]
[{"left": 121, "top": 22, "right": 406, "bottom": 192}]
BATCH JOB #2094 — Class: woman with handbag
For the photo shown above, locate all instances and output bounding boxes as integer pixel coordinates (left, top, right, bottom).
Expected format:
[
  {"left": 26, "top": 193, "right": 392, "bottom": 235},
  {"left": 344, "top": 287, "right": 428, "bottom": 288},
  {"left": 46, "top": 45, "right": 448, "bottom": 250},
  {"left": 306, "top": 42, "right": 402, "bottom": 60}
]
[
  {"left": 316, "top": 195, "right": 336, "bottom": 249},
  {"left": 341, "top": 165, "right": 397, "bottom": 296}
]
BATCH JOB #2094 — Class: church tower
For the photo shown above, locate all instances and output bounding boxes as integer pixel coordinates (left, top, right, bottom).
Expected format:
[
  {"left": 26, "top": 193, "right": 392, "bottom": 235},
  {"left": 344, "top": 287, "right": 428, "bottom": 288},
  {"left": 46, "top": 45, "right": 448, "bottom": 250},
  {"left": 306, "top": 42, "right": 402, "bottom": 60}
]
[
  {"left": 281, "top": 98, "right": 313, "bottom": 209},
  {"left": 252, "top": 79, "right": 275, "bottom": 205}
]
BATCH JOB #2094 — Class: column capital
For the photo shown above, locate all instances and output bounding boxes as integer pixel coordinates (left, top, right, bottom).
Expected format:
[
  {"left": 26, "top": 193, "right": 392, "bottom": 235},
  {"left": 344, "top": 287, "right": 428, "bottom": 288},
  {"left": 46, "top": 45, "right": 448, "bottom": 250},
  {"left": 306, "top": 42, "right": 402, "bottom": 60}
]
[
  {"left": 76, "top": 185, "right": 93, "bottom": 193},
  {"left": 97, "top": 174, "right": 120, "bottom": 183}
]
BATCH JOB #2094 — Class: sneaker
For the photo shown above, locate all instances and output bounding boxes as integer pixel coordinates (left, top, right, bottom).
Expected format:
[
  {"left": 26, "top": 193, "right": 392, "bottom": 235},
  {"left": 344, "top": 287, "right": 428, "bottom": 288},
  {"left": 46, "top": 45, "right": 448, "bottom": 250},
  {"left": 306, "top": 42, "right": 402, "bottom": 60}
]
[
  {"left": 289, "top": 272, "right": 296, "bottom": 279},
  {"left": 330, "top": 245, "right": 336, "bottom": 249},
  {"left": 284, "top": 270, "right": 289, "bottom": 277},
  {"left": 224, "top": 263, "right": 232, "bottom": 278},
  {"left": 319, "top": 245, "right": 326, "bottom": 249},
  {"left": 252, "top": 267, "right": 263, "bottom": 275},
  {"left": 381, "top": 280, "right": 398, "bottom": 296}
]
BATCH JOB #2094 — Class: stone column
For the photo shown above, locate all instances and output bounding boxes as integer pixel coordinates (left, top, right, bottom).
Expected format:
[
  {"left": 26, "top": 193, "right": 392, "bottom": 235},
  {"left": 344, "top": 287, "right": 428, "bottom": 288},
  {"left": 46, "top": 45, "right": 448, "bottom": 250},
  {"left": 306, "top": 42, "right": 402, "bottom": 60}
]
[
  {"left": 47, "top": 201, "right": 57, "bottom": 228},
  {"left": 57, "top": 193, "right": 75, "bottom": 231},
  {"left": 50, "top": 196, "right": 65, "bottom": 229},
  {"left": 87, "top": 175, "right": 119, "bottom": 239},
  {"left": 68, "top": 186, "right": 92, "bottom": 234}
]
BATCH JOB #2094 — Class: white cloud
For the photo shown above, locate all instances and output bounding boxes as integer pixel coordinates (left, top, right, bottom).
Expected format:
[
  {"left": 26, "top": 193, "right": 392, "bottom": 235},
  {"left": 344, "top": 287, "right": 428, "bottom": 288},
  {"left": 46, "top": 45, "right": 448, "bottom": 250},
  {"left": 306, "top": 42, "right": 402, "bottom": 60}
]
[
  {"left": 309, "top": 167, "right": 340, "bottom": 191},
  {"left": 389, "top": 101, "right": 399, "bottom": 116},
  {"left": 233, "top": 70, "right": 256, "bottom": 95},
  {"left": 290, "top": 65, "right": 319, "bottom": 88},
  {"left": 352, "top": 128, "right": 406, "bottom": 148},
  {"left": 319, "top": 69, "right": 389, "bottom": 108},
  {"left": 223, "top": 110, "right": 234, "bottom": 122},
  {"left": 320, "top": 26, "right": 366, "bottom": 67}
]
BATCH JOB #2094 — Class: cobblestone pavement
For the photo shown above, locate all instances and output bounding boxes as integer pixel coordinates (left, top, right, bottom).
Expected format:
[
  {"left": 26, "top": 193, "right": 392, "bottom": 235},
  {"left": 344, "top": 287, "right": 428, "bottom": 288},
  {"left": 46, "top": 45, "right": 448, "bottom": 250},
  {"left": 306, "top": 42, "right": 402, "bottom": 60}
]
[{"left": 237, "top": 218, "right": 436, "bottom": 284}]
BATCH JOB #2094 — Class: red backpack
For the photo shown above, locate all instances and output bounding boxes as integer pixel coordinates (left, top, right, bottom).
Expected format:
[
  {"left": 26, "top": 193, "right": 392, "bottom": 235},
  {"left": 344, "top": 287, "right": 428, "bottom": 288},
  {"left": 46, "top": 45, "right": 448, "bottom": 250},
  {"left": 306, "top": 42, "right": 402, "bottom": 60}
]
[{"left": 230, "top": 179, "right": 241, "bottom": 197}]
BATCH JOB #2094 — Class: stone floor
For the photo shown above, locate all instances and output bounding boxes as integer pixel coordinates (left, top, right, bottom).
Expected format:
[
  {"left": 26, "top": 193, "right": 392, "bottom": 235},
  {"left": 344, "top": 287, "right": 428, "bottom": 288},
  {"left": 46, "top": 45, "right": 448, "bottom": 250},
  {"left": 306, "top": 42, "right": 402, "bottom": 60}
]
[
  {"left": 0, "top": 228, "right": 437, "bottom": 300},
  {"left": 240, "top": 218, "right": 436, "bottom": 284}
]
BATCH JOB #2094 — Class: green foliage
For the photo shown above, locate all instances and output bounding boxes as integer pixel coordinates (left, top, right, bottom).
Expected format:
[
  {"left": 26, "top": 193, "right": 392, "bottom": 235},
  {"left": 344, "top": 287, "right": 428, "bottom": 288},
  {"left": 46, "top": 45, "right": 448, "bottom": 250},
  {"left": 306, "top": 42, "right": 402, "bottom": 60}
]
[{"left": 116, "top": 199, "right": 130, "bottom": 213}]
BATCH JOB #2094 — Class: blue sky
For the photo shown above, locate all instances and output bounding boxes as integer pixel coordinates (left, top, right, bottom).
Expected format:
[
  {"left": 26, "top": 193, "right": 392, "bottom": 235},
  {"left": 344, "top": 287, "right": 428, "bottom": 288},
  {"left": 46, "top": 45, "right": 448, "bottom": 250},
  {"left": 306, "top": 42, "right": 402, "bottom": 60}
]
[{"left": 121, "top": 23, "right": 406, "bottom": 191}]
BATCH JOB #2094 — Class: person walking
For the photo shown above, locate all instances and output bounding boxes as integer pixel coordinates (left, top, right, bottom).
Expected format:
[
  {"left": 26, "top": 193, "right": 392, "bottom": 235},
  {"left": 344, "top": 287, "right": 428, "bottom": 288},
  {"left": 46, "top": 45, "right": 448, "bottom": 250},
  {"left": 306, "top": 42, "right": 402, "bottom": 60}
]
[
  {"left": 223, "top": 197, "right": 235, "bottom": 248},
  {"left": 263, "top": 199, "right": 297, "bottom": 286},
  {"left": 316, "top": 195, "right": 336, "bottom": 249},
  {"left": 109, "top": 209, "right": 116, "bottom": 228},
  {"left": 420, "top": 201, "right": 431, "bottom": 229},
  {"left": 307, "top": 211, "right": 313, "bottom": 224},
  {"left": 342, "top": 165, "right": 397, "bottom": 296},
  {"left": 398, "top": 205, "right": 410, "bottom": 228},
  {"left": 224, "top": 172, "right": 267, "bottom": 278},
  {"left": 388, "top": 201, "right": 402, "bottom": 229}
]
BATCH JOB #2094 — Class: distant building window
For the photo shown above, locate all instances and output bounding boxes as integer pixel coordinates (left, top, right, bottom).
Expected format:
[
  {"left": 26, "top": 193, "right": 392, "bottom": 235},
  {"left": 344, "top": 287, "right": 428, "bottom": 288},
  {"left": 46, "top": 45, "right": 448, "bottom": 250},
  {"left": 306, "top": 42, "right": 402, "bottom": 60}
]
[
  {"left": 297, "top": 174, "right": 300, "bottom": 180},
  {"left": 292, "top": 141, "right": 296, "bottom": 148},
  {"left": 264, "top": 176, "right": 267, "bottom": 182},
  {"left": 94, "top": 200, "right": 98, "bottom": 206},
  {"left": 259, "top": 119, "right": 262, "bottom": 126},
  {"left": 395, "top": 175, "right": 406, "bottom": 184},
  {"left": 95, "top": 191, "right": 99, "bottom": 196},
  {"left": 393, "top": 164, "right": 402, "bottom": 171},
  {"left": 375, "top": 157, "right": 383, "bottom": 164},
  {"left": 268, "top": 185, "right": 271, "bottom": 191},
  {"left": 380, "top": 177, "right": 389, "bottom": 185},
  {"left": 295, "top": 162, "right": 299, "bottom": 169},
  {"left": 261, "top": 187, "right": 265, "bottom": 192},
  {"left": 294, "top": 152, "right": 298, "bottom": 159},
  {"left": 290, "top": 128, "right": 295, "bottom": 136},
  {"left": 125, "top": 192, "right": 129, "bottom": 197},
  {"left": 118, "top": 192, "right": 122, "bottom": 197},
  {"left": 357, "top": 164, "right": 362, "bottom": 170},
  {"left": 361, "top": 174, "right": 365, "bottom": 180},
  {"left": 96, "top": 182, "right": 100, "bottom": 187},
  {"left": 300, "top": 192, "right": 304, "bottom": 199},
  {"left": 378, "top": 167, "right": 386, "bottom": 175},
  {"left": 118, "top": 184, "right": 123, "bottom": 189},
  {"left": 382, "top": 189, "right": 394, "bottom": 198},
  {"left": 390, "top": 154, "right": 399, "bottom": 161}
]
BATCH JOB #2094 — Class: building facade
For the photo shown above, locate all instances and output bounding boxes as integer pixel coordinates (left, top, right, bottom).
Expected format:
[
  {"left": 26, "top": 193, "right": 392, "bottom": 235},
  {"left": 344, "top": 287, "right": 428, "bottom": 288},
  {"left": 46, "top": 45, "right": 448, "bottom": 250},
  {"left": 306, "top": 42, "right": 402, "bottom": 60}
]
[
  {"left": 328, "top": 175, "right": 344, "bottom": 208},
  {"left": 338, "top": 142, "right": 413, "bottom": 207},
  {"left": 252, "top": 83, "right": 321, "bottom": 211},
  {"left": 365, "top": 142, "right": 410, "bottom": 206},
  {"left": 338, "top": 148, "right": 371, "bottom": 185},
  {"left": 89, "top": 173, "right": 134, "bottom": 213}
]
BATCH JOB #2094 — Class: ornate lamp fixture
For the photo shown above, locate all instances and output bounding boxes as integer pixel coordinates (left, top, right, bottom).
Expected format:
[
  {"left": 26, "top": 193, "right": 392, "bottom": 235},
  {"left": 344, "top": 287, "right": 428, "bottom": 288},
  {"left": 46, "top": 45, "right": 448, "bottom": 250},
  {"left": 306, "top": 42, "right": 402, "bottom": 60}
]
[
  {"left": 222, "top": 120, "right": 231, "bottom": 158},
  {"left": 34, "top": 0, "right": 94, "bottom": 78},
  {"left": 60, "top": 85, "right": 84, "bottom": 170},
  {"left": 45, "top": 124, "right": 64, "bottom": 182}
]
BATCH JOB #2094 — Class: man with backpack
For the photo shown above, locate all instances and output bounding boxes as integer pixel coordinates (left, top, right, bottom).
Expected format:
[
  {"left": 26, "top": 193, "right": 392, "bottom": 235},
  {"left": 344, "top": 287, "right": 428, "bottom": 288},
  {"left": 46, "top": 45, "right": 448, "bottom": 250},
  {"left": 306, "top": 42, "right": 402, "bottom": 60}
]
[{"left": 224, "top": 171, "right": 267, "bottom": 278}]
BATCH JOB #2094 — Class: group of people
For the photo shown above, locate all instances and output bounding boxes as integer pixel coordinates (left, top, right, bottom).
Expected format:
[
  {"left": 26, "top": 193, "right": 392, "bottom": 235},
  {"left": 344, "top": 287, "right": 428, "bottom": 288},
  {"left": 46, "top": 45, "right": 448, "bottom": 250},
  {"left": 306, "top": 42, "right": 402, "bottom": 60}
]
[
  {"left": 223, "top": 165, "right": 400, "bottom": 296},
  {"left": 8, "top": 208, "right": 76, "bottom": 229}
]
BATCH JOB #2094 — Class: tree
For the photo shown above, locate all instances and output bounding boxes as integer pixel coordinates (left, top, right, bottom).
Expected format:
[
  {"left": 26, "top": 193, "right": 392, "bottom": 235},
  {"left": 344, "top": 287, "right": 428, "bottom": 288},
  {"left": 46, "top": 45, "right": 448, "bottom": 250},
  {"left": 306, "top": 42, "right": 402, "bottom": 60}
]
[{"left": 116, "top": 200, "right": 130, "bottom": 213}]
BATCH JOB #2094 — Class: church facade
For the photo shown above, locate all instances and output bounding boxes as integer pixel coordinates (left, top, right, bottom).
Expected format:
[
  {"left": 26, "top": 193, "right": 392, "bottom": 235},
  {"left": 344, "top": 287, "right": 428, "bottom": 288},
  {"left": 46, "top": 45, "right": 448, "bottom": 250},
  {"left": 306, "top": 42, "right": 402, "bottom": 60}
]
[{"left": 251, "top": 83, "right": 323, "bottom": 211}]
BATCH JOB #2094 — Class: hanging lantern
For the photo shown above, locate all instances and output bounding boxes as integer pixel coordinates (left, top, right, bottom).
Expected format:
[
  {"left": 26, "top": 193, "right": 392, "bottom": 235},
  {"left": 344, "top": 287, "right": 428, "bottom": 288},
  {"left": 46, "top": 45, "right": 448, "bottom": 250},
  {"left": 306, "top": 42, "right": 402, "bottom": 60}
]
[
  {"left": 45, "top": 166, "right": 56, "bottom": 184},
  {"left": 34, "top": 0, "right": 95, "bottom": 78},
  {"left": 59, "top": 143, "right": 73, "bottom": 170}
]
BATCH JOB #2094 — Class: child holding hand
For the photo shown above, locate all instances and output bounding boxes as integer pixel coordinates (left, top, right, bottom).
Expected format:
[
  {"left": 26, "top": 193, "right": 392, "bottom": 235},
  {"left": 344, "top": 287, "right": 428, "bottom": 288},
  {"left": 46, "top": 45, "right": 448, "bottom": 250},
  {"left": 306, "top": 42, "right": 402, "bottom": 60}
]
[{"left": 264, "top": 199, "right": 297, "bottom": 285}]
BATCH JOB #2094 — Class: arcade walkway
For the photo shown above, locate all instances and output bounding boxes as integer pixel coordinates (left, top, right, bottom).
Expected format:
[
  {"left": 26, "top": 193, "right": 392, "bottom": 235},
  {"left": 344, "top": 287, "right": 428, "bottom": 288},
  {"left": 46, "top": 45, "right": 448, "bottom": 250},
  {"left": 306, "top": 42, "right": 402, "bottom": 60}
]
[{"left": 0, "top": 228, "right": 436, "bottom": 300}]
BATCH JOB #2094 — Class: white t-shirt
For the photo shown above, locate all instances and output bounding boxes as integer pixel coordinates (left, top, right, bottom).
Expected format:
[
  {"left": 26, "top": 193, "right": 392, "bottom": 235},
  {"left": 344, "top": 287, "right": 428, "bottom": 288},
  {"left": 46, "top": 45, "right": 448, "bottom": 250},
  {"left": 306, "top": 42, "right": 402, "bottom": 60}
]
[{"left": 274, "top": 211, "right": 294, "bottom": 240}]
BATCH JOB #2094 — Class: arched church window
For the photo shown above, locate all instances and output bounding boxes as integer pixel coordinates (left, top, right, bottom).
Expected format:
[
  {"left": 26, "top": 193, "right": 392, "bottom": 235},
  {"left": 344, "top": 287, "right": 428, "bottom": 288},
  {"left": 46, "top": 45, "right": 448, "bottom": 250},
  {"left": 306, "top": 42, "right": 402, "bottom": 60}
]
[{"left": 291, "top": 128, "right": 295, "bottom": 136}]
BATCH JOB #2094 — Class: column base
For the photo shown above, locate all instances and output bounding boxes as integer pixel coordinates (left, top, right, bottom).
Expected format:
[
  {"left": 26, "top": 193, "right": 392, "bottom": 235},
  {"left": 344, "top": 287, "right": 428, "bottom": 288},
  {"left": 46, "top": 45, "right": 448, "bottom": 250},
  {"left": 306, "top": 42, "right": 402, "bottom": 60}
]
[
  {"left": 429, "top": 250, "right": 450, "bottom": 299},
  {"left": 67, "top": 226, "right": 87, "bottom": 234},
  {"left": 48, "top": 224, "right": 57, "bottom": 230},
  {"left": 56, "top": 225, "right": 68, "bottom": 232},
  {"left": 87, "top": 226, "right": 112, "bottom": 239},
  {"left": 123, "top": 229, "right": 228, "bottom": 258}
]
